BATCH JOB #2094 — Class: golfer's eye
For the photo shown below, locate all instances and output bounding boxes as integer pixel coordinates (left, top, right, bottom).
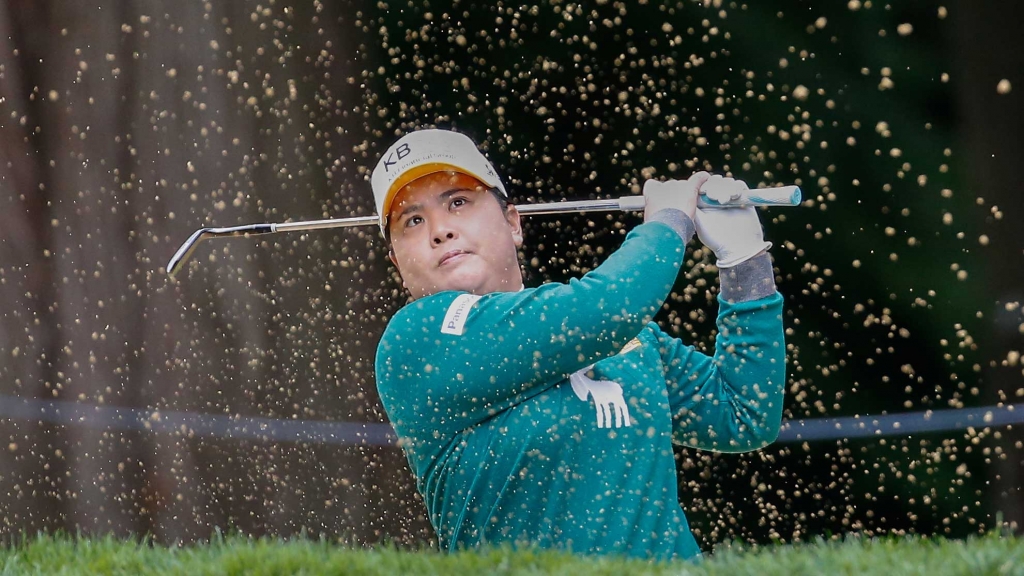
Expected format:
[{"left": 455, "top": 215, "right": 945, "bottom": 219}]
[
  {"left": 450, "top": 197, "right": 468, "bottom": 209},
  {"left": 405, "top": 215, "right": 423, "bottom": 228}
]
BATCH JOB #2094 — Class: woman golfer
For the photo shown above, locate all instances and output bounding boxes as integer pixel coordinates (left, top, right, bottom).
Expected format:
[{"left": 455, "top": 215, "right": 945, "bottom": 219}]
[{"left": 372, "top": 129, "right": 785, "bottom": 561}]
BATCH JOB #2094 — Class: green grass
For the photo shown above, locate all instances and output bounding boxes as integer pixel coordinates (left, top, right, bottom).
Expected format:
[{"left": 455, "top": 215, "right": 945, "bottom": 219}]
[{"left": 0, "top": 532, "right": 1021, "bottom": 576}]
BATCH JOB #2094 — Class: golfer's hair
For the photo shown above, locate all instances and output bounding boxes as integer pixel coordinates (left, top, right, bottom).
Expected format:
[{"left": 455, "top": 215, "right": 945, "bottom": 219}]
[
  {"left": 385, "top": 187, "right": 510, "bottom": 249},
  {"left": 485, "top": 187, "right": 510, "bottom": 212}
]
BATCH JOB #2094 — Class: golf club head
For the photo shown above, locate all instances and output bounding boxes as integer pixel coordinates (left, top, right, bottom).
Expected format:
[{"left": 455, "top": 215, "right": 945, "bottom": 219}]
[{"left": 166, "top": 228, "right": 214, "bottom": 280}]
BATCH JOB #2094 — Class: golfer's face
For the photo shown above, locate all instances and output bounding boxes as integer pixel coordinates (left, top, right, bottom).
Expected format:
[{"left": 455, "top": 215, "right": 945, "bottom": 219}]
[{"left": 387, "top": 171, "right": 523, "bottom": 299}]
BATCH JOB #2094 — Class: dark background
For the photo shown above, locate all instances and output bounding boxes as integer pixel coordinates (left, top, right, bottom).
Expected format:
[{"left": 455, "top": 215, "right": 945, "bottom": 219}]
[{"left": 0, "top": 0, "right": 1021, "bottom": 552}]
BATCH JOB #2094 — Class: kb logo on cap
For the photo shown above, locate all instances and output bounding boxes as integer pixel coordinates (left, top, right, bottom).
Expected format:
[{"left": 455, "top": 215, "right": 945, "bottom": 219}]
[{"left": 383, "top": 143, "right": 412, "bottom": 173}]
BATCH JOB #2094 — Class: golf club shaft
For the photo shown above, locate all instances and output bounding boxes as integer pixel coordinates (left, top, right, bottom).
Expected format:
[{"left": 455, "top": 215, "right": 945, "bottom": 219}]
[{"left": 167, "top": 185, "right": 801, "bottom": 278}]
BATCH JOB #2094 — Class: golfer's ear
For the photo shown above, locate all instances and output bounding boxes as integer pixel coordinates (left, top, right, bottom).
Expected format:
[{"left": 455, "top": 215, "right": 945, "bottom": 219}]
[
  {"left": 388, "top": 249, "right": 400, "bottom": 271},
  {"left": 506, "top": 205, "right": 524, "bottom": 247}
]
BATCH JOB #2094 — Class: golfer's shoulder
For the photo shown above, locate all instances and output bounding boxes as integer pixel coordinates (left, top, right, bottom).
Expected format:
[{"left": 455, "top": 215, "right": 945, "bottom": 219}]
[
  {"left": 379, "top": 289, "right": 527, "bottom": 347},
  {"left": 625, "top": 322, "right": 691, "bottom": 363},
  {"left": 380, "top": 290, "right": 487, "bottom": 340},
  {"left": 634, "top": 321, "right": 671, "bottom": 346},
  {"left": 380, "top": 292, "right": 451, "bottom": 339},
  {"left": 375, "top": 294, "right": 455, "bottom": 374}
]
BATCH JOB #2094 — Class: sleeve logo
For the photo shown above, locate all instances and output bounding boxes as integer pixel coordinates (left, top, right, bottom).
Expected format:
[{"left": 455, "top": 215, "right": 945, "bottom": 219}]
[{"left": 440, "top": 293, "right": 482, "bottom": 336}]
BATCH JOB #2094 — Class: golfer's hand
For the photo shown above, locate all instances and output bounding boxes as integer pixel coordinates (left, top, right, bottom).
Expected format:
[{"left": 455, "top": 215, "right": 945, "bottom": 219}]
[
  {"left": 699, "top": 174, "right": 749, "bottom": 206},
  {"left": 642, "top": 171, "right": 709, "bottom": 221},
  {"left": 694, "top": 181, "right": 772, "bottom": 267}
]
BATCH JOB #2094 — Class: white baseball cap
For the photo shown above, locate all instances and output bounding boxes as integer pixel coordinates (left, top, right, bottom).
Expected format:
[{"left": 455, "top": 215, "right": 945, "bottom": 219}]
[{"left": 370, "top": 129, "right": 507, "bottom": 236}]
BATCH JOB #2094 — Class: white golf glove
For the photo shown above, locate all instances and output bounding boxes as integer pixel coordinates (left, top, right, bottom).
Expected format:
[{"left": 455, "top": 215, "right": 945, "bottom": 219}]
[
  {"left": 694, "top": 176, "right": 772, "bottom": 268},
  {"left": 699, "top": 174, "right": 747, "bottom": 206},
  {"left": 642, "top": 171, "right": 710, "bottom": 221}
]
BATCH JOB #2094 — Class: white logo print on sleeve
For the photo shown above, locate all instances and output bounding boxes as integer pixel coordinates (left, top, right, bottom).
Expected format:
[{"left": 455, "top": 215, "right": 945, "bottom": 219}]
[
  {"left": 570, "top": 367, "right": 632, "bottom": 429},
  {"left": 441, "top": 294, "right": 482, "bottom": 335}
]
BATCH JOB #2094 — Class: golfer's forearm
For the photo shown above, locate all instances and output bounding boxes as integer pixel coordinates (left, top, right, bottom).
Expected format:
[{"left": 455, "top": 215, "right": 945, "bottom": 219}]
[
  {"left": 478, "top": 221, "right": 690, "bottom": 381},
  {"left": 718, "top": 252, "right": 776, "bottom": 303},
  {"left": 543, "top": 219, "right": 690, "bottom": 365},
  {"left": 644, "top": 208, "right": 696, "bottom": 242},
  {"left": 704, "top": 293, "right": 786, "bottom": 451},
  {"left": 665, "top": 292, "right": 786, "bottom": 452},
  {"left": 648, "top": 209, "right": 775, "bottom": 303}
]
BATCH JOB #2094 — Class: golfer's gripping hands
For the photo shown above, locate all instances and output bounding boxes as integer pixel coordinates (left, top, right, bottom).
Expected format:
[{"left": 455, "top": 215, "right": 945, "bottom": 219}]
[
  {"left": 643, "top": 172, "right": 772, "bottom": 268},
  {"left": 642, "top": 171, "right": 707, "bottom": 221}
]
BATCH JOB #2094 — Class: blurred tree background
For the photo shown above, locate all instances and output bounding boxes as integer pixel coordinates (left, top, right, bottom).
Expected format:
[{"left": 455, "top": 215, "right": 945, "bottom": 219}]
[{"left": 0, "top": 0, "right": 1020, "bottom": 552}]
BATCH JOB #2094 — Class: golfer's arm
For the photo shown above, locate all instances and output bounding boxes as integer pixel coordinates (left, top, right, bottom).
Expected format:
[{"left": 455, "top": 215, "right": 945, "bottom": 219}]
[
  {"left": 377, "top": 211, "right": 694, "bottom": 434},
  {"left": 659, "top": 253, "right": 787, "bottom": 452}
]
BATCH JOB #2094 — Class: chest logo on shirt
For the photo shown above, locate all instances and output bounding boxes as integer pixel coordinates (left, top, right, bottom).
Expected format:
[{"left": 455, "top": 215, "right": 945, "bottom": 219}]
[{"left": 569, "top": 367, "right": 632, "bottom": 429}]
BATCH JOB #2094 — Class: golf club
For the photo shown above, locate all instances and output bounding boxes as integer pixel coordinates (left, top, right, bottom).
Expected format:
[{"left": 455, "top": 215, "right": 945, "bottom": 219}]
[{"left": 165, "top": 185, "right": 802, "bottom": 279}]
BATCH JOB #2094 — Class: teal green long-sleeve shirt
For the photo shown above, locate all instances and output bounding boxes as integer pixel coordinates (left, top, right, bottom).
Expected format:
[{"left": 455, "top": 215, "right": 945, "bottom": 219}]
[{"left": 375, "top": 216, "right": 786, "bottom": 562}]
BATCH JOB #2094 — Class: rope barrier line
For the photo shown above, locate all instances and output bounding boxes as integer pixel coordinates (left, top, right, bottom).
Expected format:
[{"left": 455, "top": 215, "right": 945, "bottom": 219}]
[
  {"left": 0, "top": 395, "right": 397, "bottom": 446},
  {"left": 0, "top": 394, "right": 1020, "bottom": 446},
  {"left": 776, "top": 403, "right": 1022, "bottom": 442}
]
